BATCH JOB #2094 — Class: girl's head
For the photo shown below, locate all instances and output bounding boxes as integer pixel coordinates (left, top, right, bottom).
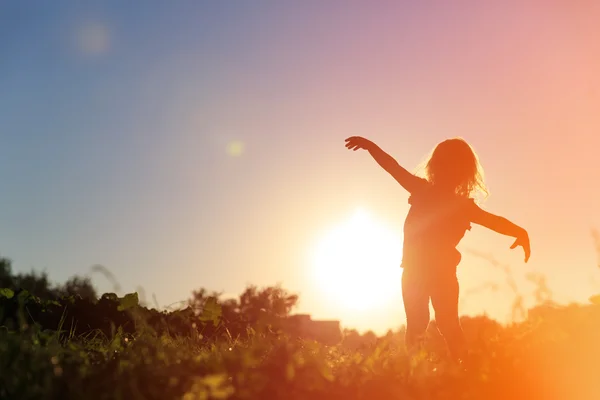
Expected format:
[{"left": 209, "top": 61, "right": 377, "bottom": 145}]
[{"left": 423, "top": 138, "right": 488, "bottom": 200}]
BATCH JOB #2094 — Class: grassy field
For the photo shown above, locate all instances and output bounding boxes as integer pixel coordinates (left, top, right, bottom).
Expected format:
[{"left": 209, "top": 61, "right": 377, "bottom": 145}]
[{"left": 1, "top": 285, "right": 600, "bottom": 400}]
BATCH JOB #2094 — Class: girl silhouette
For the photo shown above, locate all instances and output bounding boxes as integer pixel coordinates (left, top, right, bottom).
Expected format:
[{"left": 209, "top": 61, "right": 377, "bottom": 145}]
[{"left": 344, "top": 136, "right": 530, "bottom": 362}]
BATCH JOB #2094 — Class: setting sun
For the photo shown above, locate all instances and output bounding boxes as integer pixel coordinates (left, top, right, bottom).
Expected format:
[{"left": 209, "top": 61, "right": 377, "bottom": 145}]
[{"left": 311, "top": 209, "right": 403, "bottom": 311}]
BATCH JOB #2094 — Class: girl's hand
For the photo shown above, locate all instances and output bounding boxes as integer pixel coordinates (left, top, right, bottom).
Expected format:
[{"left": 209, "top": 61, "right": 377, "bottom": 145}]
[
  {"left": 345, "top": 136, "right": 374, "bottom": 151},
  {"left": 510, "top": 230, "right": 531, "bottom": 263}
]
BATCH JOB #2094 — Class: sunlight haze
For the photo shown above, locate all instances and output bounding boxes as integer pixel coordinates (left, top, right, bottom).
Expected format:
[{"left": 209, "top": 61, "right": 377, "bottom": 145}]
[{"left": 2, "top": 2, "right": 600, "bottom": 334}]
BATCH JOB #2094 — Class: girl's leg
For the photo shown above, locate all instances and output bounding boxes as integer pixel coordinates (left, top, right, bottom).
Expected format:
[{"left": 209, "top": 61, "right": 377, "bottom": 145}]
[
  {"left": 430, "top": 272, "right": 466, "bottom": 361},
  {"left": 401, "top": 268, "right": 431, "bottom": 353}
]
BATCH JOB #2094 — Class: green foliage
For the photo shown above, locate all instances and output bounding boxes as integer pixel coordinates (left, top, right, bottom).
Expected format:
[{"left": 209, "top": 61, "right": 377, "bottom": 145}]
[
  {"left": 0, "top": 288, "right": 13, "bottom": 299},
  {"left": 199, "top": 296, "right": 222, "bottom": 327},
  {"left": 3, "top": 248, "right": 600, "bottom": 399},
  {"left": 118, "top": 292, "right": 139, "bottom": 311}
]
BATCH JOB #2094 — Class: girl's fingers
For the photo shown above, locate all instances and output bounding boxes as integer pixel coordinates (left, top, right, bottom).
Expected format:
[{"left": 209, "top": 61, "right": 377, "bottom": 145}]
[{"left": 345, "top": 142, "right": 363, "bottom": 151}]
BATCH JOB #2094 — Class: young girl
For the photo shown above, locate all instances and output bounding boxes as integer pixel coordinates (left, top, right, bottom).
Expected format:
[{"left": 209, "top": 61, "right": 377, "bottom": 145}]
[{"left": 344, "top": 136, "right": 531, "bottom": 362}]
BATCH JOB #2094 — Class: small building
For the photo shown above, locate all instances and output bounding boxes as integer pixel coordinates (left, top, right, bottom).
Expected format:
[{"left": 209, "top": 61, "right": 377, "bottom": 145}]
[{"left": 285, "top": 314, "right": 342, "bottom": 345}]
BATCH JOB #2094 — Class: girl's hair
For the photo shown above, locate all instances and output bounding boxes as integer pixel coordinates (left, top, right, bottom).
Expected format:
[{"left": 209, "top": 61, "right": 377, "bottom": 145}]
[{"left": 416, "top": 138, "right": 489, "bottom": 201}]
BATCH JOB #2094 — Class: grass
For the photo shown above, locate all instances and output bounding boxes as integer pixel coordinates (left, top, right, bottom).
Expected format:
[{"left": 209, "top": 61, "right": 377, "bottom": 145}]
[{"left": 1, "top": 284, "right": 600, "bottom": 400}]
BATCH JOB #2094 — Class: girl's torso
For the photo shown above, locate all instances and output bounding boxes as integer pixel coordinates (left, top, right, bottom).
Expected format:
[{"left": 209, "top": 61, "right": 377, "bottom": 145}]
[{"left": 401, "top": 182, "right": 475, "bottom": 270}]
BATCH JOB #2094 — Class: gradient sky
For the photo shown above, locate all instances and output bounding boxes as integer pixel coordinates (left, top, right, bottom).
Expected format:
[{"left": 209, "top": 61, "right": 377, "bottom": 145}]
[{"left": 2, "top": 1, "right": 600, "bottom": 334}]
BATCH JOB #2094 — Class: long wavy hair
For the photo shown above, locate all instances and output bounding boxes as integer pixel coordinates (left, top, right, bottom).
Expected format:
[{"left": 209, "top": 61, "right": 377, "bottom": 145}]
[{"left": 416, "top": 138, "right": 489, "bottom": 201}]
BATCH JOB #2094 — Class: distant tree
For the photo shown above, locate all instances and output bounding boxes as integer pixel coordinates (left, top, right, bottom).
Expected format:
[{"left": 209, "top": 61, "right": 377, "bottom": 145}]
[
  {"left": 190, "top": 285, "right": 298, "bottom": 321},
  {"left": 13, "top": 270, "right": 56, "bottom": 299},
  {"left": 361, "top": 330, "right": 378, "bottom": 346},
  {"left": 0, "top": 257, "right": 14, "bottom": 288},
  {"left": 0, "top": 257, "right": 54, "bottom": 298},
  {"left": 0, "top": 256, "right": 98, "bottom": 301},
  {"left": 188, "top": 284, "right": 299, "bottom": 339},
  {"left": 341, "top": 328, "right": 379, "bottom": 351},
  {"left": 55, "top": 275, "right": 98, "bottom": 302},
  {"left": 237, "top": 285, "right": 298, "bottom": 323},
  {"left": 341, "top": 328, "right": 362, "bottom": 350}
]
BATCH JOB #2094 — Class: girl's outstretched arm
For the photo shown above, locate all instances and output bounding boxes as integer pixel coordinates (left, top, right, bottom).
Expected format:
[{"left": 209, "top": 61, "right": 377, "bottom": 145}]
[
  {"left": 470, "top": 205, "right": 531, "bottom": 262},
  {"left": 345, "top": 136, "right": 426, "bottom": 193}
]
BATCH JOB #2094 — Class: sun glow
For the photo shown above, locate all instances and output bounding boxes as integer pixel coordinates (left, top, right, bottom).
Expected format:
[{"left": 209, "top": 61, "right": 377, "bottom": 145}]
[{"left": 311, "top": 209, "right": 403, "bottom": 311}]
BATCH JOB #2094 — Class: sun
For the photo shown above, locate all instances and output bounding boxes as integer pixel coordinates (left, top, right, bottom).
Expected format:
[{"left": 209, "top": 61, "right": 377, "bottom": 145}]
[{"left": 311, "top": 208, "right": 403, "bottom": 311}]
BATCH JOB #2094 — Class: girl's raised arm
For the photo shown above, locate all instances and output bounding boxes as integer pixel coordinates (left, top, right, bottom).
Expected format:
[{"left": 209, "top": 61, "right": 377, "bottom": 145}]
[
  {"left": 470, "top": 205, "right": 531, "bottom": 262},
  {"left": 345, "top": 136, "right": 427, "bottom": 194}
]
